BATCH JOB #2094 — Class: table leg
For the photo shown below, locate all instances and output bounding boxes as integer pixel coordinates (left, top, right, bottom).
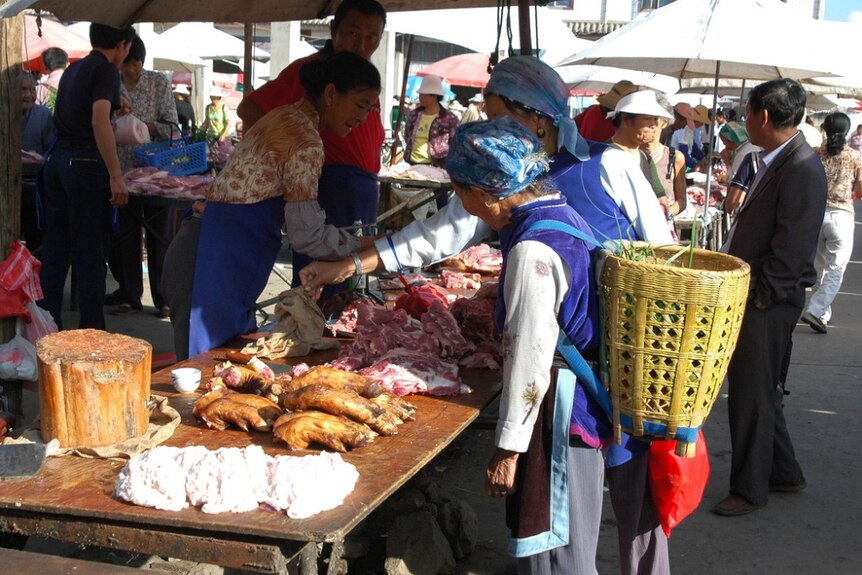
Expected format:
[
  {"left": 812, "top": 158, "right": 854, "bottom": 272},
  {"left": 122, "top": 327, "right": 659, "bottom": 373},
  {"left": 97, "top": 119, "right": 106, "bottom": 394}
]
[
  {"left": 300, "top": 542, "right": 320, "bottom": 575},
  {"left": 325, "top": 539, "right": 345, "bottom": 575}
]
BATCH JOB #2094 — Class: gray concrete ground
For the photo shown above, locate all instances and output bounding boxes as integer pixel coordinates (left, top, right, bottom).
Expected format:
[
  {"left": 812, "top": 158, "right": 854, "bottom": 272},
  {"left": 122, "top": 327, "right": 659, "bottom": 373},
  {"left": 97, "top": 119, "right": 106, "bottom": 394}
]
[{"left": 13, "top": 206, "right": 862, "bottom": 574}]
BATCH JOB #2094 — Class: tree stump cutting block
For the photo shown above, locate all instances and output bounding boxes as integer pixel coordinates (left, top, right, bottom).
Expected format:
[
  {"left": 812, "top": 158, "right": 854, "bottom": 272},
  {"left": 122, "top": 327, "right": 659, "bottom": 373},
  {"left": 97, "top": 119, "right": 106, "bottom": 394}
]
[{"left": 37, "top": 330, "right": 152, "bottom": 448}]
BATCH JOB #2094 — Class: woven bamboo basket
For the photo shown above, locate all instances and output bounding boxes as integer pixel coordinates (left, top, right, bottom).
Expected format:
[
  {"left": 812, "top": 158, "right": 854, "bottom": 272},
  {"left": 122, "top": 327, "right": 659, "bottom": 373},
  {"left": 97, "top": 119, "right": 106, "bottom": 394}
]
[{"left": 601, "top": 243, "right": 750, "bottom": 456}]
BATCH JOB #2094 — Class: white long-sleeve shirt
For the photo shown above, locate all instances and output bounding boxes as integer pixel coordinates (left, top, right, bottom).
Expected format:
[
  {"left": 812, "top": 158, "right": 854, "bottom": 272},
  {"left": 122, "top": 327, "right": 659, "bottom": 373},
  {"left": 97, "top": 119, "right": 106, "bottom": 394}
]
[{"left": 375, "top": 150, "right": 673, "bottom": 271}]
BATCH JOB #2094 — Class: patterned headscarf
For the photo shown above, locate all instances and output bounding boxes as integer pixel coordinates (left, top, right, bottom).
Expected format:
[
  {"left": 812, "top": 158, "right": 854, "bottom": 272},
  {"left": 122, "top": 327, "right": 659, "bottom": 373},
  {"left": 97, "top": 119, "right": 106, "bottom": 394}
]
[
  {"left": 719, "top": 121, "right": 749, "bottom": 147},
  {"left": 445, "top": 116, "right": 549, "bottom": 198},
  {"left": 484, "top": 56, "right": 590, "bottom": 161}
]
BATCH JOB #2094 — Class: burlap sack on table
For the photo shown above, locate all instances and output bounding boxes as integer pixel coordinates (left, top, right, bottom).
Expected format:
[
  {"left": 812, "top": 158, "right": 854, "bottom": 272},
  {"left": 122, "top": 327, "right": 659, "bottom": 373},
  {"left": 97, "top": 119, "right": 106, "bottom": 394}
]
[
  {"left": 1, "top": 394, "right": 181, "bottom": 460},
  {"left": 242, "top": 288, "right": 337, "bottom": 359}
]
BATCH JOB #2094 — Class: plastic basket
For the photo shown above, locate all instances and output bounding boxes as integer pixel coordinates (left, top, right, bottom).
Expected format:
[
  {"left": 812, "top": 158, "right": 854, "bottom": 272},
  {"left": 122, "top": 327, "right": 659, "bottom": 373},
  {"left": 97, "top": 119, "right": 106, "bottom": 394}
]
[
  {"left": 601, "top": 242, "right": 750, "bottom": 456},
  {"left": 133, "top": 138, "right": 207, "bottom": 176}
]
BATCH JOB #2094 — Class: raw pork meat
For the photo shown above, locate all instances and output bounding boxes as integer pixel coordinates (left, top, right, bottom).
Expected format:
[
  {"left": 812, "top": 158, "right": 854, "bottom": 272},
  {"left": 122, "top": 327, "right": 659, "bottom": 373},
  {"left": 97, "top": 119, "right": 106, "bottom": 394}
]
[
  {"left": 359, "top": 348, "right": 470, "bottom": 396},
  {"left": 185, "top": 445, "right": 271, "bottom": 513},
  {"left": 115, "top": 445, "right": 358, "bottom": 518},
  {"left": 440, "top": 244, "right": 503, "bottom": 274},
  {"left": 264, "top": 451, "right": 359, "bottom": 518},
  {"left": 449, "top": 297, "right": 501, "bottom": 369},
  {"left": 440, "top": 270, "right": 483, "bottom": 290},
  {"left": 421, "top": 300, "right": 472, "bottom": 359}
]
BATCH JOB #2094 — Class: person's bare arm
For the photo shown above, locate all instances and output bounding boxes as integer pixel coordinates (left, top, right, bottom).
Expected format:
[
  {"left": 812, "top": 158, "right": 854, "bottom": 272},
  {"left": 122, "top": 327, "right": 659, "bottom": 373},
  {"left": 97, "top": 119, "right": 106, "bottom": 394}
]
[
  {"left": 854, "top": 179, "right": 862, "bottom": 201},
  {"left": 724, "top": 185, "right": 745, "bottom": 213},
  {"left": 92, "top": 99, "right": 128, "bottom": 207},
  {"left": 672, "top": 150, "right": 687, "bottom": 214},
  {"left": 299, "top": 246, "right": 383, "bottom": 292},
  {"left": 237, "top": 98, "right": 265, "bottom": 133}
]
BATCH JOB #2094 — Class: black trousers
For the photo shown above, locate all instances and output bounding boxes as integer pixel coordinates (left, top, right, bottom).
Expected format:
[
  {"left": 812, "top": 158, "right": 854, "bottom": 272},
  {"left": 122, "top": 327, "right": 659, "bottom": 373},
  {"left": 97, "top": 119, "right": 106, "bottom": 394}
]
[{"left": 727, "top": 301, "right": 806, "bottom": 505}]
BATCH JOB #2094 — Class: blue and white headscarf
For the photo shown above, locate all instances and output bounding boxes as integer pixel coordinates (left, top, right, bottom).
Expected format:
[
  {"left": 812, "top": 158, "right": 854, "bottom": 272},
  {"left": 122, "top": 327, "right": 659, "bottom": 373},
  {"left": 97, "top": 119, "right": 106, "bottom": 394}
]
[
  {"left": 484, "top": 56, "right": 590, "bottom": 162},
  {"left": 445, "top": 116, "right": 549, "bottom": 198}
]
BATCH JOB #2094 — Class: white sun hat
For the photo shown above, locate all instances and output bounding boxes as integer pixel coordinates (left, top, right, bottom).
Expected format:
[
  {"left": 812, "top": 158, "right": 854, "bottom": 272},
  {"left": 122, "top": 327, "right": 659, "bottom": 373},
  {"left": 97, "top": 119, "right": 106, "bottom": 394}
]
[
  {"left": 173, "top": 84, "right": 191, "bottom": 96},
  {"left": 418, "top": 74, "right": 446, "bottom": 96},
  {"left": 209, "top": 86, "right": 224, "bottom": 98},
  {"left": 606, "top": 90, "right": 674, "bottom": 120}
]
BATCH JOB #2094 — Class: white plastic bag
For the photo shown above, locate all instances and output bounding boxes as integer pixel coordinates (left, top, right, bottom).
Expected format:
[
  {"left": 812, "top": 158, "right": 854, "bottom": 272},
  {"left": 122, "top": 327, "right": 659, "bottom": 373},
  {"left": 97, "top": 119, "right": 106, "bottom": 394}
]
[
  {"left": 24, "top": 301, "right": 57, "bottom": 345},
  {"left": 0, "top": 320, "right": 37, "bottom": 381},
  {"left": 113, "top": 114, "right": 151, "bottom": 145}
]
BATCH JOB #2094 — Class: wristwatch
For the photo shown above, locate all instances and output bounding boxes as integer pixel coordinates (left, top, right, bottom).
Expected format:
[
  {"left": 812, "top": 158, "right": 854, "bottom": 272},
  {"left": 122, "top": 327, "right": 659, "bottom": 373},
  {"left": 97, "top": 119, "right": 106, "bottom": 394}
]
[{"left": 350, "top": 252, "right": 362, "bottom": 277}]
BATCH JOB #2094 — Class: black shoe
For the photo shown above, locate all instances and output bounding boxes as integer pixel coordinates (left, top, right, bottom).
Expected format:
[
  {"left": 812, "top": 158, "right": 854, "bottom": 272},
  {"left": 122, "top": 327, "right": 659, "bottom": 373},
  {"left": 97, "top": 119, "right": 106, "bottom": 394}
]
[
  {"left": 769, "top": 479, "right": 807, "bottom": 493},
  {"left": 109, "top": 303, "right": 143, "bottom": 316},
  {"left": 156, "top": 305, "right": 171, "bottom": 319},
  {"left": 104, "top": 290, "right": 126, "bottom": 306}
]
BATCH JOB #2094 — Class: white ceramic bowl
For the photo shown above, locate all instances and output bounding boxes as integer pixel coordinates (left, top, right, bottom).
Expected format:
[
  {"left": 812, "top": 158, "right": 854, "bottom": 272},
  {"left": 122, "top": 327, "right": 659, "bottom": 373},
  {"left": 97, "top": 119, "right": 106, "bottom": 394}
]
[{"left": 171, "top": 367, "right": 201, "bottom": 393}]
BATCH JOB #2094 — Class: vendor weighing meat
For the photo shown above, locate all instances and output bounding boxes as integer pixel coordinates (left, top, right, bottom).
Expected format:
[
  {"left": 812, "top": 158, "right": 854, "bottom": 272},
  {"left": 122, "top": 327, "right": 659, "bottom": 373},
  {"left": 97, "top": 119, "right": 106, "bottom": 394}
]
[{"left": 182, "top": 52, "right": 380, "bottom": 357}]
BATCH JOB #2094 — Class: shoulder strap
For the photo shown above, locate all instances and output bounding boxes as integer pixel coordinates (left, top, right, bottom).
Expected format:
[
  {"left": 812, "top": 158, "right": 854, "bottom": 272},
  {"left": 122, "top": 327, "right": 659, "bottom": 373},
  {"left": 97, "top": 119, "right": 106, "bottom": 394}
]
[{"left": 524, "top": 219, "right": 606, "bottom": 251}]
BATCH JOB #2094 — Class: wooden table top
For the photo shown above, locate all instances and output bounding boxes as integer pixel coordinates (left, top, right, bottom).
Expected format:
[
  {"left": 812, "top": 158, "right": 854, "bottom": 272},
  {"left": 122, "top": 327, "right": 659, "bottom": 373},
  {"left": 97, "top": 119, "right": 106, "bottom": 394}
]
[{"left": 0, "top": 342, "right": 501, "bottom": 546}]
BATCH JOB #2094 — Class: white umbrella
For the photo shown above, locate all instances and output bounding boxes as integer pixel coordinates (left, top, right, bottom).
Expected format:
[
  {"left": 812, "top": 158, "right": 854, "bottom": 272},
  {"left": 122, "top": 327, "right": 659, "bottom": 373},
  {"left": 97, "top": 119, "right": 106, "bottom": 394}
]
[
  {"left": 557, "top": 0, "right": 847, "bottom": 248},
  {"left": 386, "top": 7, "right": 591, "bottom": 66},
  {"left": 67, "top": 21, "right": 206, "bottom": 72},
  {"left": 556, "top": 64, "right": 680, "bottom": 96},
  {"left": 158, "top": 22, "right": 269, "bottom": 62},
  {"left": 558, "top": 0, "right": 846, "bottom": 81}
]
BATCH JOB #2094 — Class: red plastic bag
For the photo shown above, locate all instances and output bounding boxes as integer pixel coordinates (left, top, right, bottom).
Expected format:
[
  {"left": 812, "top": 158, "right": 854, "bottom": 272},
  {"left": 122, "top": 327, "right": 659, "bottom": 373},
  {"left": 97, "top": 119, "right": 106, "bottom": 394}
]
[
  {"left": 648, "top": 430, "right": 710, "bottom": 537},
  {"left": 395, "top": 283, "right": 449, "bottom": 319},
  {"left": 0, "top": 286, "right": 29, "bottom": 320}
]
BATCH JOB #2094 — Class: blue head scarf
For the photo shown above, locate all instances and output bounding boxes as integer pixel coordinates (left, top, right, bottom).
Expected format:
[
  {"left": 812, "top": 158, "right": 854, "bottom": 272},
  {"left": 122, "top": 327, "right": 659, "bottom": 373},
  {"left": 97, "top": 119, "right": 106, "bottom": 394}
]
[
  {"left": 445, "top": 116, "right": 549, "bottom": 198},
  {"left": 484, "top": 56, "right": 590, "bottom": 162}
]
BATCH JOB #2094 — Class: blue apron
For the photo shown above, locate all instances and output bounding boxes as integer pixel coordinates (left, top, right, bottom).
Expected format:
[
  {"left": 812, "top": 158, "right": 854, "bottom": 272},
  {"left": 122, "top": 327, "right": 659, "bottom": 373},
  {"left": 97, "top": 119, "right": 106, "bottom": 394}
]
[
  {"left": 188, "top": 196, "right": 285, "bottom": 357},
  {"left": 290, "top": 164, "right": 379, "bottom": 300}
]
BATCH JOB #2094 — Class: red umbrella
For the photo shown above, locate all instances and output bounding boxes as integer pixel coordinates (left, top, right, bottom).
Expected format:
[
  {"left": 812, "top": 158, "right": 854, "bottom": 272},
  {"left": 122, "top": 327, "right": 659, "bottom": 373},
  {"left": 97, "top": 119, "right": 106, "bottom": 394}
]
[
  {"left": 417, "top": 53, "right": 491, "bottom": 88},
  {"left": 22, "top": 15, "right": 91, "bottom": 74}
]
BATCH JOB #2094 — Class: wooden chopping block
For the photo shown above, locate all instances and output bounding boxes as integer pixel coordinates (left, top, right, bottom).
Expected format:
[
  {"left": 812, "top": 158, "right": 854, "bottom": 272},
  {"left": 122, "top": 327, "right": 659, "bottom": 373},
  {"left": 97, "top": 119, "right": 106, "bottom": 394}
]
[{"left": 36, "top": 329, "right": 152, "bottom": 448}]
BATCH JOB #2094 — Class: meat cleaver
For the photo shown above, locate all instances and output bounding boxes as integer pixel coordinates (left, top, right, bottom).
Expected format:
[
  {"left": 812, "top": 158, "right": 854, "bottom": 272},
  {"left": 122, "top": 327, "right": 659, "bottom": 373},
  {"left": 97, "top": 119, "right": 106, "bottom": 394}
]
[{"left": 0, "top": 443, "right": 47, "bottom": 479}]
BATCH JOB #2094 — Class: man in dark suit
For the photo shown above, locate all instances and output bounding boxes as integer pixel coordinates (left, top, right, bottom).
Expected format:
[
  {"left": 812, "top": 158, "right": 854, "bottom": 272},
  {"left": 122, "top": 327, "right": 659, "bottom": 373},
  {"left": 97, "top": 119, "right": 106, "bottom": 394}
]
[{"left": 713, "top": 79, "right": 827, "bottom": 517}]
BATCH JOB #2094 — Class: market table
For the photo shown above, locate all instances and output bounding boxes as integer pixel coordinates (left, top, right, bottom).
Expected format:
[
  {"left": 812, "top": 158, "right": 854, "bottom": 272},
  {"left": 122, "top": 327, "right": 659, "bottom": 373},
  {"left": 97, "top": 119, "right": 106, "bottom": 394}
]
[
  {"left": 377, "top": 175, "right": 453, "bottom": 233},
  {"left": 0, "top": 340, "right": 501, "bottom": 574}
]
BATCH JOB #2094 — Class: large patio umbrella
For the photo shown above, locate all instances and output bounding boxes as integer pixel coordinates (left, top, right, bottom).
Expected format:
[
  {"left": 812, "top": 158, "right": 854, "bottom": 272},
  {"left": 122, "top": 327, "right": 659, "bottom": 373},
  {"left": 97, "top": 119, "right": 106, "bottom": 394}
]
[
  {"left": 558, "top": 0, "right": 845, "bottom": 248},
  {"left": 22, "top": 14, "right": 90, "bottom": 73},
  {"left": 417, "top": 53, "right": 491, "bottom": 88}
]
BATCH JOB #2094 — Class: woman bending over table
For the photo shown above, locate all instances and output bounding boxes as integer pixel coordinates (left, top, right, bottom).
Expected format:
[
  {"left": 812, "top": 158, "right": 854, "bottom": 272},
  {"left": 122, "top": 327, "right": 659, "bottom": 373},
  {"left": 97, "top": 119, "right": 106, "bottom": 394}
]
[
  {"left": 446, "top": 116, "right": 611, "bottom": 574},
  {"left": 184, "top": 52, "right": 380, "bottom": 357}
]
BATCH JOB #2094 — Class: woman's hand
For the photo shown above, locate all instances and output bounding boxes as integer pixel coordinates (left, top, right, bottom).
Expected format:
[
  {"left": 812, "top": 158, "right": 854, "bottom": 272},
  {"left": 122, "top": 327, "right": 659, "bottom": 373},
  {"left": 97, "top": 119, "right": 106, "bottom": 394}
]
[
  {"left": 299, "top": 259, "right": 354, "bottom": 291},
  {"left": 485, "top": 448, "right": 519, "bottom": 498}
]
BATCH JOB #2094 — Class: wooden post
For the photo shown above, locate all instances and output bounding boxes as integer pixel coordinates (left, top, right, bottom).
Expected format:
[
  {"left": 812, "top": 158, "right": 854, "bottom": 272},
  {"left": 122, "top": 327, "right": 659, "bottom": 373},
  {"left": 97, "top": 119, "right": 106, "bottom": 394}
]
[
  {"left": 243, "top": 22, "right": 253, "bottom": 95},
  {"left": 517, "top": 0, "right": 533, "bottom": 56},
  {"left": 0, "top": 15, "right": 24, "bottom": 415}
]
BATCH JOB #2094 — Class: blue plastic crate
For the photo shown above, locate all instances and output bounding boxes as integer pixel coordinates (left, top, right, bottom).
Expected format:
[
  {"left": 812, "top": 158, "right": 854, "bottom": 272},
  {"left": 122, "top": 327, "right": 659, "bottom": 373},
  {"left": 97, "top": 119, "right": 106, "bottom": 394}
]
[{"left": 133, "top": 140, "right": 207, "bottom": 176}]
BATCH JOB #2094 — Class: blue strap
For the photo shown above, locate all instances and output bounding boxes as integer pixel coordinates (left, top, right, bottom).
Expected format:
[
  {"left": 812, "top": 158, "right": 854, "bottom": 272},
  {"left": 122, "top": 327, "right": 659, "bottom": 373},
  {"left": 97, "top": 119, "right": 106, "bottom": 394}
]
[
  {"left": 524, "top": 219, "right": 607, "bottom": 251},
  {"left": 524, "top": 219, "right": 613, "bottom": 418}
]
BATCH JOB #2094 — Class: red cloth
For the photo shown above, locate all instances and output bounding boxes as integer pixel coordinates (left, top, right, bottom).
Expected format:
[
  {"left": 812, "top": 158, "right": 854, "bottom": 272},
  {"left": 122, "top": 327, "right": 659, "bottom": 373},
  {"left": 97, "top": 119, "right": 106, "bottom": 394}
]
[
  {"left": 574, "top": 104, "right": 616, "bottom": 143},
  {"left": 246, "top": 52, "right": 384, "bottom": 174}
]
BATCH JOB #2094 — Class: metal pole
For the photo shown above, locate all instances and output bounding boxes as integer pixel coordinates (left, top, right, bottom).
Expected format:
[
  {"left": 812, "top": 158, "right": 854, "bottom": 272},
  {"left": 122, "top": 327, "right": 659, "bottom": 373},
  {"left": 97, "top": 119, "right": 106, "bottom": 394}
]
[{"left": 389, "top": 34, "right": 414, "bottom": 167}]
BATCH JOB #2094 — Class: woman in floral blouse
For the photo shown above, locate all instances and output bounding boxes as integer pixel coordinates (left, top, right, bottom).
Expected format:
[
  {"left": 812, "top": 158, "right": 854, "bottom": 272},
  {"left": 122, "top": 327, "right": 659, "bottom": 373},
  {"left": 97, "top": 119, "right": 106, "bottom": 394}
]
[
  {"left": 801, "top": 112, "right": 862, "bottom": 333},
  {"left": 447, "top": 116, "right": 611, "bottom": 575},
  {"left": 186, "top": 52, "right": 380, "bottom": 357}
]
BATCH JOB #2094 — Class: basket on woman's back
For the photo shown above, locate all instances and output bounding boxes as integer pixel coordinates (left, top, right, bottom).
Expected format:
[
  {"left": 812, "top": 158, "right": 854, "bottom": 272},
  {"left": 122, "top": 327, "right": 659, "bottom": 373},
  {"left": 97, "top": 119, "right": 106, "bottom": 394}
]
[{"left": 601, "top": 242, "right": 750, "bottom": 456}]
